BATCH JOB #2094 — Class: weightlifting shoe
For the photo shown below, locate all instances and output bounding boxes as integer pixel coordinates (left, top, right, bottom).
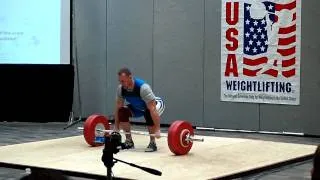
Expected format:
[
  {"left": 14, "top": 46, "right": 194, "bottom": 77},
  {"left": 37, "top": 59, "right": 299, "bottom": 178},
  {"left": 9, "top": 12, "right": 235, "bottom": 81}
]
[
  {"left": 121, "top": 139, "right": 134, "bottom": 149},
  {"left": 145, "top": 141, "right": 157, "bottom": 152}
]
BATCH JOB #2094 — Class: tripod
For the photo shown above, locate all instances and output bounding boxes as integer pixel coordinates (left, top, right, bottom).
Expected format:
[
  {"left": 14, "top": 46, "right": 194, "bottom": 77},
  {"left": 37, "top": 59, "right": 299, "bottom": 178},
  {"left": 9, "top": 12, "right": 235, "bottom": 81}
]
[
  {"left": 101, "top": 133, "right": 162, "bottom": 180},
  {"left": 101, "top": 136, "right": 114, "bottom": 180}
]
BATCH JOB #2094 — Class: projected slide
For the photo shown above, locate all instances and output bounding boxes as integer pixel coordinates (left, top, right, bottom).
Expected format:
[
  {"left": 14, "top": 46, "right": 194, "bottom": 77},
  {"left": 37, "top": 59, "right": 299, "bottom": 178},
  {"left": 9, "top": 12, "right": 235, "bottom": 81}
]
[{"left": 0, "top": 0, "right": 70, "bottom": 64}]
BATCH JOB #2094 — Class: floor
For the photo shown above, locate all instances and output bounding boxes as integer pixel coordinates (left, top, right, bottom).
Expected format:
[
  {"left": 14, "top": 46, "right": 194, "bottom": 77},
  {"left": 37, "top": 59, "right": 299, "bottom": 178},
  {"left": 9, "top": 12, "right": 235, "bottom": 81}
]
[{"left": 0, "top": 121, "right": 319, "bottom": 180}]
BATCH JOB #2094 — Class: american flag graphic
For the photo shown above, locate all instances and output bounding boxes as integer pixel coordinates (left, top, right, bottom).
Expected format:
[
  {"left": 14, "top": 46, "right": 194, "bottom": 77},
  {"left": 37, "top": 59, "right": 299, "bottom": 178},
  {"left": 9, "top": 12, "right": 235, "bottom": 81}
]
[{"left": 243, "top": 0, "right": 297, "bottom": 78}]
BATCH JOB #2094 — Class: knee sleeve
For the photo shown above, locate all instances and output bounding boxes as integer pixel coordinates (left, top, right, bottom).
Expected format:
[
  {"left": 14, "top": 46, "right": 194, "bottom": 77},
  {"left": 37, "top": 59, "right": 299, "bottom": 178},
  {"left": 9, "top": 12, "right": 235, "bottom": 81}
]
[{"left": 118, "top": 107, "right": 132, "bottom": 122}]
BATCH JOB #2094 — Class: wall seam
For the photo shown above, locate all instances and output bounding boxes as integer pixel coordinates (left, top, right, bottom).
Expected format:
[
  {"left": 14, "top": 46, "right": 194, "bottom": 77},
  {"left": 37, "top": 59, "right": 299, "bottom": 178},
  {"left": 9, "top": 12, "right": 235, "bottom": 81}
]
[
  {"left": 105, "top": 0, "right": 109, "bottom": 114},
  {"left": 152, "top": 0, "right": 155, "bottom": 88},
  {"left": 258, "top": 104, "right": 261, "bottom": 131},
  {"left": 202, "top": 0, "right": 206, "bottom": 127}
]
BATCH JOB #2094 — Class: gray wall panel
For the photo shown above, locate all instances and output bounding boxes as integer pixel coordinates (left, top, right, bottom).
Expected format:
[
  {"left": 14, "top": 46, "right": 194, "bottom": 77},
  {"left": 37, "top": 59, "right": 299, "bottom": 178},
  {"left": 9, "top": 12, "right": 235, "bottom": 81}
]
[
  {"left": 260, "top": 0, "right": 320, "bottom": 135},
  {"left": 106, "top": 0, "right": 154, "bottom": 119},
  {"left": 72, "top": 0, "right": 320, "bottom": 136},
  {"left": 203, "top": 0, "right": 259, "bottom": 130},
  {"left": 153, "top": 0, "right": 204, "bottom": 125},
  {"left": 73, "top": 0, "right": 107, "bottom": 117}
]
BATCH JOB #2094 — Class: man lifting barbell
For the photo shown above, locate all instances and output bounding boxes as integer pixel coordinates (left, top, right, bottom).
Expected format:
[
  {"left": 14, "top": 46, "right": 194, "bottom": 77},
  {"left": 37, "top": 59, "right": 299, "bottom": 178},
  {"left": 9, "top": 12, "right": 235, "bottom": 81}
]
[{"left": 114, "top": 67, "right": 165, "bottom": 152}]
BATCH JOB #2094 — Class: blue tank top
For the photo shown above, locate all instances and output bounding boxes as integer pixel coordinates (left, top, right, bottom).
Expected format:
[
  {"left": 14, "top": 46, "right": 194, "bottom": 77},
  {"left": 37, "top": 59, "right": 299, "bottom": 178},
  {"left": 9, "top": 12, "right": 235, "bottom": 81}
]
[{"left": 121, "top": 78, "right": 147, "bottom": 111}]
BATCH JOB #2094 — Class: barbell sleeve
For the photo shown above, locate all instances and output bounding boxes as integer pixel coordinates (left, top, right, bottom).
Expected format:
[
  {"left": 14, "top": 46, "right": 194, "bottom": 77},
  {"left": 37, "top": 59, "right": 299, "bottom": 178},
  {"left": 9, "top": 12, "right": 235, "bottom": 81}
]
[{"left": 186, "top": 136, "right": 204, "bottom": 142}]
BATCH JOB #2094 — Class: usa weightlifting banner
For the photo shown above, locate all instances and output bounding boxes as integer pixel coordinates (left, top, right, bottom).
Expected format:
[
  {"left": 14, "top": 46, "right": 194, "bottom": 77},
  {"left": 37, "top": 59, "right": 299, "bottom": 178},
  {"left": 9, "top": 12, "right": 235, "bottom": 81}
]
[{"left": 221, "top": 0, "right": 301, "bottom": 105}]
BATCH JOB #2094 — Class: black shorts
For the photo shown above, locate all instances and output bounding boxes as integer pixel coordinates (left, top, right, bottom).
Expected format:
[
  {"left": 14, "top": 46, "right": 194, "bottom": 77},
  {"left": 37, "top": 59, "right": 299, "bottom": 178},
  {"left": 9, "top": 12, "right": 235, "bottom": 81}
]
[{"left": 127, "top": 104, "right": 154, "bottom": 126}]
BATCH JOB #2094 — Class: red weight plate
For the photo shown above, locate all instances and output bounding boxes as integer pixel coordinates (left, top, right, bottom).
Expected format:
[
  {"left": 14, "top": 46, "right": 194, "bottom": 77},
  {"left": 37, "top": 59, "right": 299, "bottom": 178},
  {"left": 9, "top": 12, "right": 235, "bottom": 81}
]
[
  {"left": 83, "top": 114, "right": 110, "bottom": 146},
  {"left": 167, "top": 120, "right": 194, "bottom": 155}
]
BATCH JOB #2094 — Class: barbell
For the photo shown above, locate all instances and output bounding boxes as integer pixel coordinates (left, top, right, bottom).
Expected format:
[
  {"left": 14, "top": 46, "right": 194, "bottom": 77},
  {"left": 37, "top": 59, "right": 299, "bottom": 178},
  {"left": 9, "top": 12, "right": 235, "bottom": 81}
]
[{"left": 78, "top": 114, "right": 204, "bottom": 155}]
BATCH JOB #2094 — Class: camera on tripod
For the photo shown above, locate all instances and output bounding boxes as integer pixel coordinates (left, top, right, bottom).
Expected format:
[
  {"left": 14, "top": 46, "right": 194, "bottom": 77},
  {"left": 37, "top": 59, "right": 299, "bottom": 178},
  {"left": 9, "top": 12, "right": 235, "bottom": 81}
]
[
  {"left": 105, "top": 131, "right": 122, "bottom": 154},
  {"left": 101, "top": 131, "right": 162, "bottom": 179}
]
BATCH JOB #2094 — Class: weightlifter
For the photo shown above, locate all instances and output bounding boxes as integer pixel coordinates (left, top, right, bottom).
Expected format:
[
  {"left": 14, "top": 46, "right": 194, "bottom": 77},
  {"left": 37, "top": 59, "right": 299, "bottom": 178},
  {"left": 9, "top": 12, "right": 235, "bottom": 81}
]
[{"left": 114, "top": 67, "right": 165, "bottom": 152}]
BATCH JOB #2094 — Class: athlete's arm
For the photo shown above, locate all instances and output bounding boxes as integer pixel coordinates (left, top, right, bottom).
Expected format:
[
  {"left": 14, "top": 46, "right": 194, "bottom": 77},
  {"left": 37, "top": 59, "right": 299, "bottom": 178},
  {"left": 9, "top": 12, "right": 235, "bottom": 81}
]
[
  {"left": 141, "top": 84, "right": 161, "bottom": 137},
  {"left": 147, "top": 99, "right": 161, "bottom": 133},
  {"left": 114, "top": 85, "right": 124, "bottom": 131}
]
